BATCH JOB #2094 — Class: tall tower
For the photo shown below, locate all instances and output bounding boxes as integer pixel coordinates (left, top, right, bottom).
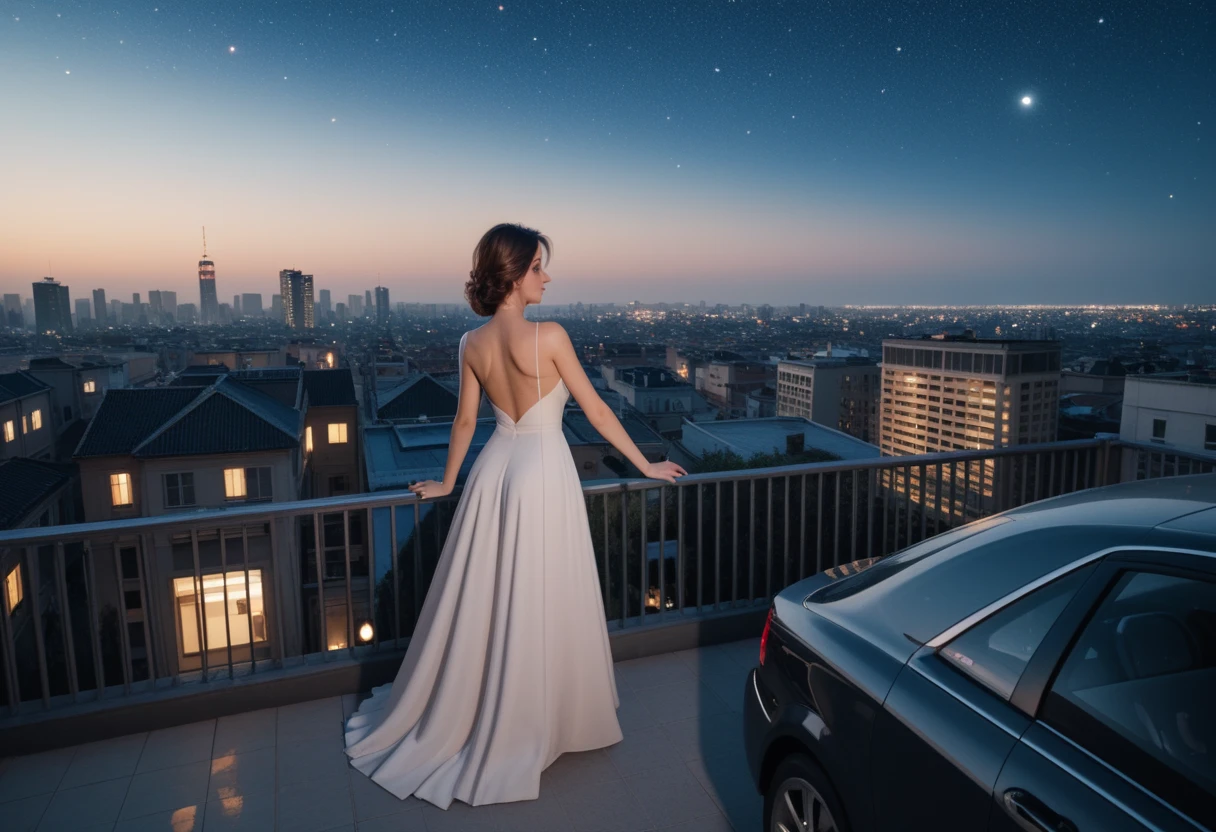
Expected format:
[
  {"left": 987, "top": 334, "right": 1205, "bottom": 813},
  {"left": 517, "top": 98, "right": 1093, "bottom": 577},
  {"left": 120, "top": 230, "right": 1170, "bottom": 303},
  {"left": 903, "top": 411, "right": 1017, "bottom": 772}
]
[
  {"left": 279, "top": 269, "right": 314, "bottom": 330},
  {"left": 198, "top": 226, "right": 218, "bottom": 325},
  {"left": 32, "top": 277, "right": 72, "bottom": 334},
  {"left": 374, "top": 286, "right": 390, "bottom": 324},
  {"left": 92, "top": 288, "right": 107, "bottom": 325}
]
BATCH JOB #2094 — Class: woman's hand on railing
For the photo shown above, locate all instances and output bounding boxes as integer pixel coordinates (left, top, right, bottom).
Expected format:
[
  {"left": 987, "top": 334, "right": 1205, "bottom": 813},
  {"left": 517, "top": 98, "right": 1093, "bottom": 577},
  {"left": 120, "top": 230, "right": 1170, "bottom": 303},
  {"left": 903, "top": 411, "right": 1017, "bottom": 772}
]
[
  {"left": 642, "top": 460, "right": 688, "bottom": 484},
  {"left": 408, "top": 480, "right": 452, "bottom": 499}
]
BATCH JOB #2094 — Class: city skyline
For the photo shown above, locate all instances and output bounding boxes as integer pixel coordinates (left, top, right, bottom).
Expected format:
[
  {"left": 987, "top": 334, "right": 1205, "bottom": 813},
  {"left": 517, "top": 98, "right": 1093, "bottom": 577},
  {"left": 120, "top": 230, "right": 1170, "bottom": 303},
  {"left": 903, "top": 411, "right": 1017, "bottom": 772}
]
[{"left": 1, "top": 2, "right": 1212, "bottom": 305}]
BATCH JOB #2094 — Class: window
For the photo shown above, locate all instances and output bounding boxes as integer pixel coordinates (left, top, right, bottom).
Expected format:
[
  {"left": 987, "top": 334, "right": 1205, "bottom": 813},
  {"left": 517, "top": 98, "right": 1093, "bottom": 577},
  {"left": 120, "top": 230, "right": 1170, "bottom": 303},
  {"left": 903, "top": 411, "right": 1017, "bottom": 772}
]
[
  {"left": 328, "top": 474, "right": 349, "bottom": 493},
  {"left": 164, "top": 472, "right": 196, "bottom": 508},
  {"left": 1152, "top": 418, "right": 1167, "bottom": 442},
  {"left": 110, "top": 472, "right": 133, "bottom": 506},
  {"left": 4, "top": 564, "right": 22, "bottom": 614},
  {"left": 939, "top": 566, "right": 1093, "bottom": 700},
  {"left": 2, "top": 420, "right": 13, "bottom": 443},
  {"left": 224, "top": 467, "right": 272, "bottom": 501},
  {"left": 327, "top": 422, "right": 348, "bottom": 444},
  {"left": 1206, "top": 424, "right": 1216, "bottom": 452},
  {"left": 29, "top": 409, "right": 41, "bottom": 431},
  {"left": 1043, "top": 570, "right": 1215, "bottom": 810},
  {"left": 83, "top": 379, "right": 96, "bottom": 394},
  {"left": 174, "top": 570, "right": 267, "bottom": 655},
  {"left": 305, "top": 426, "right": 313, "bottom": 454}
]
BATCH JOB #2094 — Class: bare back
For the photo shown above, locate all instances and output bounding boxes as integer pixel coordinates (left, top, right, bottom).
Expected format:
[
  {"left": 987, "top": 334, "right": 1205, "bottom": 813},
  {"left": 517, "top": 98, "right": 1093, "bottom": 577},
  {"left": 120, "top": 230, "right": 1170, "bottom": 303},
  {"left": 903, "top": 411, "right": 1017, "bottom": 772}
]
[{"left": 464, "top": 318, "right": 561, "bottom": 424}]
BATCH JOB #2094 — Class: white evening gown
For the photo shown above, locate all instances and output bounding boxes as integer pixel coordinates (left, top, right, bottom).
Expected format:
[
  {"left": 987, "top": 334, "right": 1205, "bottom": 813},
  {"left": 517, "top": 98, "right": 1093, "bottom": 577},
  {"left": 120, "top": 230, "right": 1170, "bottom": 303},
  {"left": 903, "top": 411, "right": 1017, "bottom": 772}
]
[{"left": 344, "top": 322, "right": 623, "bottom": 809}]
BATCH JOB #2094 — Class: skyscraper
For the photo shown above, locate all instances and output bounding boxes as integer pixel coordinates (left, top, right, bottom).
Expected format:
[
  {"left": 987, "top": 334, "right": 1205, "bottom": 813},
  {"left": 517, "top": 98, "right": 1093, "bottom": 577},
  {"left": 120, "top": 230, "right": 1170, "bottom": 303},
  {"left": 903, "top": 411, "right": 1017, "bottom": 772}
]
[
  {"left": 364, "top": 289, "right": 373, "bottom": 318},
  {"left": 271, "top": 294, "right": 283, "bottom": 321},
  {"left": 199, "top": 227, "right": 218, "bottom": 324},
  {"left": 93, "top": 289, "right": 107, "bottom": 325},
  {"left": 241, "top": 293, "right": 263, "bottom": 317},
  {"left": 32, "top": 277, "right": 72, "bottom": 334},
  {"left": 347, "top": 294, "right": 363, "bottom": 318},
  {"left": 318, "top": 289, "right": 331, "bottom": 321},
  {"left": 75, "top": 298, "right": 91, "bottom": 325},
  {"left": 233, "top": 294, "right": 242, "bottom": 317},
  {"left": 279, "top": 270, "right": 314, "bottom": 330},
  {"left": 3, "top": 294, "right": 22, "bottom": 328},
  {"left": 374, "top": 286, "right": 390, "bottom": 324},
  {"left": 162, "top": 291, "right": 178, "bottom": 322}
]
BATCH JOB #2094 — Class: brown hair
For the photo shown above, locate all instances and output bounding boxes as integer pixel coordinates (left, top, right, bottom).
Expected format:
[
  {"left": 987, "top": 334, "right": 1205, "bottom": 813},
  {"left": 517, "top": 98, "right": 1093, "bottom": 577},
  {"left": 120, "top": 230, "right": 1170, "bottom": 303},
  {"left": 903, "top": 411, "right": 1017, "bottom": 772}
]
[{"left": 464, "top": 223, "right": 552, "bottom": 316}]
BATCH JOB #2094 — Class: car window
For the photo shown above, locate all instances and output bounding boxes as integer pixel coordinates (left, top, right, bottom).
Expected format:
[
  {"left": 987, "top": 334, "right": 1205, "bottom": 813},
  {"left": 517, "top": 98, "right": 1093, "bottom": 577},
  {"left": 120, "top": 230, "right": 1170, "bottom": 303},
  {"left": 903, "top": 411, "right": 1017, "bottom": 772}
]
[
  {"left": 939, "top": 565, "right": 1093, "bottom": 700},
  {"left": 1048, "top": 570, "right": 1215, "bottom": 799}
]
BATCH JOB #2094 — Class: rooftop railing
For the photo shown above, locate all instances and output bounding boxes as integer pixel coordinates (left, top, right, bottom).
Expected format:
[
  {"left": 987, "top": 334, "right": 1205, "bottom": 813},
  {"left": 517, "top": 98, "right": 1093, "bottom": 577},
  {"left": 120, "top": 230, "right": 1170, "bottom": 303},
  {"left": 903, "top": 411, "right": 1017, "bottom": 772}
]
[{"left": 0, "top": 437, "right": 1211, "bottom": 730}]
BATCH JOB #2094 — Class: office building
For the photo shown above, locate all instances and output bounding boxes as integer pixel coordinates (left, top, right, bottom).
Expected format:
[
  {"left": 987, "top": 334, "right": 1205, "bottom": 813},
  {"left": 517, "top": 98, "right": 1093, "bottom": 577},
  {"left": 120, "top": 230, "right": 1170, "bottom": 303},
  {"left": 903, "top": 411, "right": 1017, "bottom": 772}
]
[
  {"left": 32, "top": 277, "right": 72, "bottom": 334},
  {"left": 1120, "top": 374, "right": 1216, "bottom": 459},
  {"left": 879, "top": 335, "right": 1062, "bottom": 518},
  {"left": 233, "top": 294, "right": 242, "bottom": 317},
  {"left": 241, "top": 293, "right": 263, "bottom": 318},
  {"left": 92, "top": 289, "right": 107, "bottom": 325},
  {"left": 270, "top": 294, "right": 283, "bottom": 321},
  {"left": 198, "top": 229, "right": 218, "bottom": 324},
  {"left": 74, "top": 298, "right": 91, "bottom": 325},
  {"left": 161, "top": 290, "right": 177, "bottom": 322},
  {"left": 348, "top": 294, "right": 363, "bottom": 319},
  {"left": 364, "top": 289, "right": 373, "bottom": 318},
  {"left": 777, "top": 359, "right": 880, "bottom": 443},
  {"left": 4, "top": 294, "right": 24, "bottom": 328},
  {"left": 148, "top": 290, "right": 163, "bottom": 323},
  {"left": 279, "top": 269, "right": 314, "bottom": 330},
  {"left": 374, "top": 286, "right": 390, "bottom": 324},
  {"left": 318, "top": 289, "right": 331, "bottom": 321}
]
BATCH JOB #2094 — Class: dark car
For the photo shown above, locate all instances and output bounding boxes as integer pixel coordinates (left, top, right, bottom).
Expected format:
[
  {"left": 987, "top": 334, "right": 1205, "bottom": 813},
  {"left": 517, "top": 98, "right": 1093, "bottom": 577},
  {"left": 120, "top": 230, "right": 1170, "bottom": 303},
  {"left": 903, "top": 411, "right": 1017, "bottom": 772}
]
[{"left": 744, "top": 474, "right": 1216, "bottom": 832}]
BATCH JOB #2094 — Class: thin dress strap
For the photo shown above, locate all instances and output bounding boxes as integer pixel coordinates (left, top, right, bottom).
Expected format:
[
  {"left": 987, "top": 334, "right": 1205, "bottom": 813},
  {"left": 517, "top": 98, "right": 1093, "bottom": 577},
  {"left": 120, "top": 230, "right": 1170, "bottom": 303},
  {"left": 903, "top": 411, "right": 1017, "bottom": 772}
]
[{"left": 534, "top": 321, "right": 542, "bottom": 406}]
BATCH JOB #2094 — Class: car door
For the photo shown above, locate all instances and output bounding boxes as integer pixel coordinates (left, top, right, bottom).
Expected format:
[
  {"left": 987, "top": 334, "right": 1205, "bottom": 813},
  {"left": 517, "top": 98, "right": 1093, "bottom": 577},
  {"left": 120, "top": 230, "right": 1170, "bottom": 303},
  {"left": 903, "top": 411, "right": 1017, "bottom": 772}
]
[
  {"left": 990, "top": 549, "right": 1216, "bottom": 832},
  {"left": 870, "top": 563, "right": 1098, "bottom": 831}
]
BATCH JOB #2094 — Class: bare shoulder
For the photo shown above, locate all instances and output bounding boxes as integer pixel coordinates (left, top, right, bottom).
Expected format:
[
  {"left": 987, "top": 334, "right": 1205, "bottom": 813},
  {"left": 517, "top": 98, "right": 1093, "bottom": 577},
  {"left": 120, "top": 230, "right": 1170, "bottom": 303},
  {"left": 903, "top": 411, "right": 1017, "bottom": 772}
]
[{"left": 538, "top": 320, "right": 571, "bottom": 349}]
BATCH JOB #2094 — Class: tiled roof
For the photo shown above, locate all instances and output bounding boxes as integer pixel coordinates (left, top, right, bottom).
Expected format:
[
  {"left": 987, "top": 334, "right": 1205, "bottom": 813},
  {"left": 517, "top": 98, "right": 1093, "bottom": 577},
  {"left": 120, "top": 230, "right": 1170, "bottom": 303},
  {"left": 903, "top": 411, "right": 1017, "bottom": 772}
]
[
  {"left": 0, "top": 458, "right": 75, "bottom": 530},
  {"left": 0, "top": 371, "right": 51, "bottom": 404},
  {"left": 376, "top": 374, "right": 459, "bottom": 421},
  {"left": 303, "top": 369, "right": 357, "bottom": 407},
  {"left": 75, "top": 387, "right": 209, "bottom": 457},
  {"left": 75, "top": 376, "right": 302, "bottom": 459}
]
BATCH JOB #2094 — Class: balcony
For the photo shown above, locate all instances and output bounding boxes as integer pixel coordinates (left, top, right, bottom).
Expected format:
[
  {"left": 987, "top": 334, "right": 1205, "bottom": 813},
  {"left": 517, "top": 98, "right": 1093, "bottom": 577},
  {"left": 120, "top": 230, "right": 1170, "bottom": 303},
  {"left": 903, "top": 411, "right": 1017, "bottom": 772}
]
[{"left": 1, "top": 438, "right": 1213, "bottom": 831}]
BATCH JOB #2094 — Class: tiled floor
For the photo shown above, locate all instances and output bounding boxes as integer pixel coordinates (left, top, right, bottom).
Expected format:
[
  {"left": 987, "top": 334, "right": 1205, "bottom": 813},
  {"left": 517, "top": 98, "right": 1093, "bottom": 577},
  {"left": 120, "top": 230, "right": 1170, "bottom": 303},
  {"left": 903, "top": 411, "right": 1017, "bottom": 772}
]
[{"left": 0, "top": 638, "right": 763, "bottom": 832}]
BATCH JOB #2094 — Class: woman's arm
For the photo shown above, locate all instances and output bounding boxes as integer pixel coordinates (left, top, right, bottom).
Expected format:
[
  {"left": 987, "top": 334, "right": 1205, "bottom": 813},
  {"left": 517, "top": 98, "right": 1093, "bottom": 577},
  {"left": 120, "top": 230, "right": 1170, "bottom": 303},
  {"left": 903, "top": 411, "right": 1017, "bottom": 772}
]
[
  {"left": 409, "top": 333, "right": 482, "bottom": 499},
  {"left": 549, "top": 323, "right": 686, "bottom": 483}
]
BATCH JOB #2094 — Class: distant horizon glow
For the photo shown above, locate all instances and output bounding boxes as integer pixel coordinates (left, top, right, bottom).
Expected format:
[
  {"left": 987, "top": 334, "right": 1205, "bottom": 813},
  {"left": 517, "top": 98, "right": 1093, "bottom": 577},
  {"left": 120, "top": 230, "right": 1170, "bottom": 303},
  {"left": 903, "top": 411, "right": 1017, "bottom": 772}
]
[{"left": 0, "top": 2, "right": 1211, "bottom": 306}]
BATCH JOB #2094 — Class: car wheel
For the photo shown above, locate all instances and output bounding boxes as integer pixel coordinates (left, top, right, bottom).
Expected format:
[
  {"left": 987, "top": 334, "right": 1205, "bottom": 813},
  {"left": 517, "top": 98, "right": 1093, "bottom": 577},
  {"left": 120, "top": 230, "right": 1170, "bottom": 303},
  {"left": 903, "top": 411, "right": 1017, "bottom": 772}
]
[{"left": 764, "top": 753, "right": 849, "bottom": 832}]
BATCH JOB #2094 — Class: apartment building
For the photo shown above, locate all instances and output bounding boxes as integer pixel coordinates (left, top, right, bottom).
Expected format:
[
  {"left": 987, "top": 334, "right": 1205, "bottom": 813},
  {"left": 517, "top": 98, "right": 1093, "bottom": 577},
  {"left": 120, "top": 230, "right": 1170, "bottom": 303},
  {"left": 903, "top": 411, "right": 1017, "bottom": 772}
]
[
  {"left": 0, "top": 371, "right": 55, "bottom": 461},
  {"left": 879, "top": 336, "right": 1062, "bottom": 518},
  {"left": 1120, "top": 374, "right": 1216, "bottom": 466},
  {"left": 302, "top": 369, "right": 361, "bottom": 496},
  {"left": 776, "top": 359, "right": 880, "bottom": 443}
]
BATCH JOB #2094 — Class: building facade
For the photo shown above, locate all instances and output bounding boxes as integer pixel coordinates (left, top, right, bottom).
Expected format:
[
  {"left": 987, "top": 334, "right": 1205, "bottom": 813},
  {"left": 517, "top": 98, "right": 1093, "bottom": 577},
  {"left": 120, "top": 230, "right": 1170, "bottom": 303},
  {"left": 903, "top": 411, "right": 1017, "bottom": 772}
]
[
  {"left": 1120, "top": 375, "right": 1216, "bottom": 458},
  {"left": 0, "top": 372, "right": 55, "bottom": 461},
  {"left": 199, "top": 253, "right": 218, "bottom": 325},
  {"left": 32, "top": 277, "right": 72, "bottom": 334},
  {"left": 776, "top": 359, "right": 880, "bottom": 443},
  {"left": 279, "top": 270, "right": 315, "bottom": 330}
]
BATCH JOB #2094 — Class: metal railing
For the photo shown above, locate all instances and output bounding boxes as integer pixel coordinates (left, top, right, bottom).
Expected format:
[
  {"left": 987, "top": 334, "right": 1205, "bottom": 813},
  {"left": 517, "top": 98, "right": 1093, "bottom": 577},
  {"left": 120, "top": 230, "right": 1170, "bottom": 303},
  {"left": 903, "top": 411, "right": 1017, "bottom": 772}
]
[{"left": 0, "top": 437, "right": 1212, "bottom": 720}]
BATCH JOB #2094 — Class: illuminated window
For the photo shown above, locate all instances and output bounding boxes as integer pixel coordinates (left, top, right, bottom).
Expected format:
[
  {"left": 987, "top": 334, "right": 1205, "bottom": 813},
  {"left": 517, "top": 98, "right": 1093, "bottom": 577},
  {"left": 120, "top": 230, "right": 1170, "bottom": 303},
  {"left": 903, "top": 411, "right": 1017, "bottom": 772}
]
[
  {"left": 174, "top": 570, "right": 267, "bottom": 655},
  {"left": 225, "top": 467, "right": 272, "bottom": 501},
  {"left": 305, "top": 426, "right": 313, "bottom": 454},
  {"left": 30, "top": 409, "right": 42, "bottom": 431},
  {"left": 110, "top": 472, "right": 133, "bottom": 506},
  {"left": 2, "top": 420, "right": 13, "bottom": 443},
  {"left": 83, "top": 379, "right": 97, "bottom": 394},
  {"left": 327, "top": 423, "right": 348, "bottom": 444},
  {"left": 4, "top": 564, "right": 22, "bottom": 614}
]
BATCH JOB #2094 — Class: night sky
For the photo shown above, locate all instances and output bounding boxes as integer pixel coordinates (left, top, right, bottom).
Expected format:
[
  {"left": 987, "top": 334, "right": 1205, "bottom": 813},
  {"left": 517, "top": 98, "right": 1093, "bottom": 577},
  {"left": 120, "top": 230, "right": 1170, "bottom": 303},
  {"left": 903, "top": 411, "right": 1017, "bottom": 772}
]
[{"left": 1, "top": 1, "right": 1211, "bottom": 305}]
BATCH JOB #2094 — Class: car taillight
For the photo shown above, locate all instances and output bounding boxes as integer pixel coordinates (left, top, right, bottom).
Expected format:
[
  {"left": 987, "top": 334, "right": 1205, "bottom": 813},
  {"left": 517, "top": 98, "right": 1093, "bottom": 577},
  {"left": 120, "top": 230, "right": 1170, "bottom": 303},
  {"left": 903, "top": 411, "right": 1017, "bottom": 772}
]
[{"left": 759, "top": 607, "right": 773, "bottom": 665}]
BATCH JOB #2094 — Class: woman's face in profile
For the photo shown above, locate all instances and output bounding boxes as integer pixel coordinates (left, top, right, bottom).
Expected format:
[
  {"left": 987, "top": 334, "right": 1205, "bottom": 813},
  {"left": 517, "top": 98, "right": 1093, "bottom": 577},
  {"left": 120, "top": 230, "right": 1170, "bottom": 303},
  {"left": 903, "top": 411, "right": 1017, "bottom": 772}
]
[{"left": 515, "top": 242, "right": 551, "bottom": 306}]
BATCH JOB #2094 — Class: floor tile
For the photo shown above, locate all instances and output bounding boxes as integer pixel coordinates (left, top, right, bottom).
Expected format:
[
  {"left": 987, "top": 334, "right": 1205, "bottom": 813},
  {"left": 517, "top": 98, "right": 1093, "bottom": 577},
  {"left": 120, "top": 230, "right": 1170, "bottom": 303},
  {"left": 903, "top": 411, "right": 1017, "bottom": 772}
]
[
  {"left": 121, "top": 760, "right": 210, "bottom": 821},
  {"left": 212, "top": 710, "right": 277, "bottom": 758},
  {"left": 418, "top": 799, "right": 500, "bottom": 832},
  {"left": 138, "top": 722, "right": 216, "bottom": 774},
  {"left": 0, "top": 748, "right": 74, "bottom": 803},
  {"left": 276, "top": 737, "right": 351, "bottom": 787},
  {"left": 201, "top": 792, "right": 275, "bottom": 832},
  {"left": 624, "top": 762, "right": 720, "bottom": 828},
  {"left": 613, "top": 654, "right": 696, "bottom": 691},
  {"left": 684, "top": 754, "right": 762, "bottom": 832},
  {"left": 0, "top": 792, "right": 51, "bottom": 832},
  {"left": 60, "top": 733, "right": 148, "bottom": 790},
  {"left": 207, "top": 747, "right": 275, "bottom": 802},
  {"left": 277, "top": 699, "right": 343, "bottom": 745},
  {"left": 539, "top": 749, "right": 620, "bottom": 795},
  {"left": 613, "top": 689, "right": 661, "bottom": 734},
  {"left": 37, "top": 777, "right": 130, "bottom": 831},
  {"left": 493, "top": 788, "right": 573, "bottom": 832},
  {"left": 641, "top": 677, "right": 730, "bottom": 724},
  {"left": 660, "top": 713, "right": 746, "bottom": 762},
  {"left": 554, "top": 777, "right": 653, "bottom": 832},
  {"left": 114, "top": 803, "right": 203, "bottom": 831},
  {"left": 354, "top": 809, "right": 425, "bottom": 832},
  {"left": 348, "top": 769, "right": 425, "bottom": 821},
  {"left": 605, "top": 723, "right": 687, "bottom": 777},
  {"left": 276, "top": 775, "right": 353, "bottom": 832}
]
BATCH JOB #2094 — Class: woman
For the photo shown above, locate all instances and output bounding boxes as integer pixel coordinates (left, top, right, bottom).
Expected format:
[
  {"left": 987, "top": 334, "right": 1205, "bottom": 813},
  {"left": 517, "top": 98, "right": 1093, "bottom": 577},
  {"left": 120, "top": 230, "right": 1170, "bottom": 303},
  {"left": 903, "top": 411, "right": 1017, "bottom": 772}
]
[{"left": 344, "top": 223, "right": 687, "bottom": 809}]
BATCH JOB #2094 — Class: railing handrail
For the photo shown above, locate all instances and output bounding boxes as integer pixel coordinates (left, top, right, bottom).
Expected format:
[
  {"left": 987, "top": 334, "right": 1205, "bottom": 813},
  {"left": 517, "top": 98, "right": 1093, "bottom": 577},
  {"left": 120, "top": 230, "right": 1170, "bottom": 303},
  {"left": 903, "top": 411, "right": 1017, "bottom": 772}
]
[{"left": 3, "top": 437, "right": 1212, "bottom": 548}]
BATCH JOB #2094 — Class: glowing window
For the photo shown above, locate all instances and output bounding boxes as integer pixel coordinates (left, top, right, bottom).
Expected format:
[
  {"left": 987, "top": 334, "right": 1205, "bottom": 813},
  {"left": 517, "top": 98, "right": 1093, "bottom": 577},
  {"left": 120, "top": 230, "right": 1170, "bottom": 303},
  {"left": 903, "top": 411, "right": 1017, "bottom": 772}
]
[
  {"left": 4, "top": 564, "right": 22, "bottom": 614},
  {"left": 83, "top": 380, "right": 96, "bottom": 394},
  {"left": 328, "top": 423, "right": 348, "bottom": 444},
  {"left": 174, "top": 570, "right": 267, "bottom": 655},
  {"left": 2, "top": 420, "right": 13, "bottom": 443},
  {"left": 110, "top": 472, "right": 133, "bottom": 506},
  {"left": 305, "top": 426, "right": 314, "bottom": 454},
  {"left": 30, "top": 409, "right": 42, "bottom": 431},
  {"left": 224, "top": 468, "right": 246, "bottom": 499}
]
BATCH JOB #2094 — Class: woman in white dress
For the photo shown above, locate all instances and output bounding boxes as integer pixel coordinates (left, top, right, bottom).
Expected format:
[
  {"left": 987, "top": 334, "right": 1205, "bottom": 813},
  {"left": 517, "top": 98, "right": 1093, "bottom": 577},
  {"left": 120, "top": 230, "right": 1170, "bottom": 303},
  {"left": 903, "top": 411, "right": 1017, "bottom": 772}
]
[{"left": 344, "top": 223, "right": 687, "bottom": 809}]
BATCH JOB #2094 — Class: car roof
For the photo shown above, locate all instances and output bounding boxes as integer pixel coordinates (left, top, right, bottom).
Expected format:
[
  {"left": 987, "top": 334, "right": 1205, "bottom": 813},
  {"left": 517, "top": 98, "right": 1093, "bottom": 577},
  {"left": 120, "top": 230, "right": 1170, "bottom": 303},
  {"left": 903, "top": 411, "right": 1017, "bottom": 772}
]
[{"left": 798, "top": 473, "right": 1216, "bottom": 663}]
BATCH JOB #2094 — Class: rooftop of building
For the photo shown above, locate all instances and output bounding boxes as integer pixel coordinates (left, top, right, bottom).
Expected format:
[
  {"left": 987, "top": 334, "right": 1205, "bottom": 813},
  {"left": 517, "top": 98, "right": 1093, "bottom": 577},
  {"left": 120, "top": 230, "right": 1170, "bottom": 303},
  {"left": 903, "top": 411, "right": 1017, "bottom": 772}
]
[
  {"left": 682, "top": 416, "right": 881, "bottom": 461},
  {"left": 0, "top": 457, "right": 75, "bottom": 530},
  {"left": 612, "top": 366, "right": 686, "bottom": 389},
  {"left": 885, "top": 334, "right": 1062, "bottom": 348},
  {"left": 0, "top": 370, "right": 50, "bottom": 404},
  {"left": 302, "top": 368, "right": 358, "bottom": 407}
]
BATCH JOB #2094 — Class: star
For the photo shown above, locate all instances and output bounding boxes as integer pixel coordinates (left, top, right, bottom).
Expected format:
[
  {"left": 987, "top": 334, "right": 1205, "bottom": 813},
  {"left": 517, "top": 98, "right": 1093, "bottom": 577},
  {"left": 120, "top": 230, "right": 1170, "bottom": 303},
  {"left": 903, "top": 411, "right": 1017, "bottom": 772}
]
[
  {"left": 896, "top": 46, "right": 902, "bottom": 52},
  {"left": 1020, "top": 95, "right": 1033, "bottom": 107},
  {"left": 228, "top": 45, "right": 236, "bottom": 53},
  {"left": 714, "top": 67, "right": 720, "bottom": 72},
  {"left": 1098, "top": 17, "right": 1105, "bottom": 24}
]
